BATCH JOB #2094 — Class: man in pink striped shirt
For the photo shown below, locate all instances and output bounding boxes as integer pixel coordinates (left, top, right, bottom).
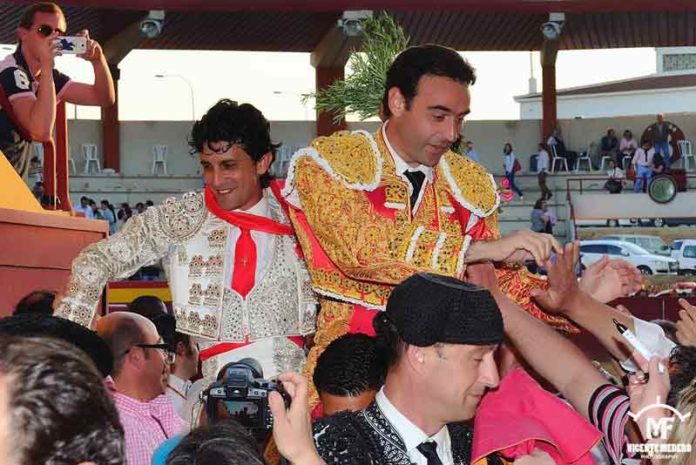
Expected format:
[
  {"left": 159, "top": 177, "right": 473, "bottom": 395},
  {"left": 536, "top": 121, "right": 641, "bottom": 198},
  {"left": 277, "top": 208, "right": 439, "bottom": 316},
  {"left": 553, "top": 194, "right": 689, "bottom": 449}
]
[{"left": 98, "top": 312, "right": 185, "bottom": 465}]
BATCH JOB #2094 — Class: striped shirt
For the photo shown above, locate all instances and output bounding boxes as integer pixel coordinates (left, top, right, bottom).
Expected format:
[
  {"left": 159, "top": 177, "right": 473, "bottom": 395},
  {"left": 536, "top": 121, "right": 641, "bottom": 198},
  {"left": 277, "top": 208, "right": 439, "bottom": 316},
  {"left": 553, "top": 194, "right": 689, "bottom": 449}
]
[{"left": 589, "top": 384, "right": 630, "bottom": 465}]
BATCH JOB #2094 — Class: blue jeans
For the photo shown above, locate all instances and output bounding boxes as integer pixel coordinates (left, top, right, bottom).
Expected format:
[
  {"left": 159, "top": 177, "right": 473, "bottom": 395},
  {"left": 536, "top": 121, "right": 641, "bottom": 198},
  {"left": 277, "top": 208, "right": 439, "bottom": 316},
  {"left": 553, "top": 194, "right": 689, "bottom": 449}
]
[
  {"left": 505, "top": 172, "right": 523, "bottom": 197},
  {"left": 633, "top": 165, "right": 653, "bottom": 192},
  {"left": 654, "top": 142, "right": 671, "bottom": 169}
]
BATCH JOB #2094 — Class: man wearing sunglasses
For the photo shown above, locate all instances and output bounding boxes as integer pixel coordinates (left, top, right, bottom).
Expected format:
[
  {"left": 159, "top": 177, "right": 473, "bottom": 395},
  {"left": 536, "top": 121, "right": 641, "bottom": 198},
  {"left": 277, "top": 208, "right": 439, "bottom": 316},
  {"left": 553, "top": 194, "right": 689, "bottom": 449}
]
[
  {"left": 97, "top": 311, "right": 184, "bottom": 465},
  {"left": 0, "top": 2, "right": 114, "bottom": 180}
]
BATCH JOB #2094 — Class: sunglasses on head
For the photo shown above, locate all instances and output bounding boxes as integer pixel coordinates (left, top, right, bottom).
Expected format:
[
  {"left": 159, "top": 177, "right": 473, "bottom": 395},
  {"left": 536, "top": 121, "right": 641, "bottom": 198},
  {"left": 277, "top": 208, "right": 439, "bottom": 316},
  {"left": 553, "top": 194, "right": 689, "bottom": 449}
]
[{"left": 36, "top": 24, "right": 65, "bottom": 37}]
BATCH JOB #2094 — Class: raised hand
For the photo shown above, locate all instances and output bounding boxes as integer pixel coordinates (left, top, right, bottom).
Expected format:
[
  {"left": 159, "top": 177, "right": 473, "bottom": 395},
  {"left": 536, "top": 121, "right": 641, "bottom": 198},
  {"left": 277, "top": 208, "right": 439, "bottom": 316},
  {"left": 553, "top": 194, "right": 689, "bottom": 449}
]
[{"left": 579, "top": 256, "right": 643, "bottom": 303}]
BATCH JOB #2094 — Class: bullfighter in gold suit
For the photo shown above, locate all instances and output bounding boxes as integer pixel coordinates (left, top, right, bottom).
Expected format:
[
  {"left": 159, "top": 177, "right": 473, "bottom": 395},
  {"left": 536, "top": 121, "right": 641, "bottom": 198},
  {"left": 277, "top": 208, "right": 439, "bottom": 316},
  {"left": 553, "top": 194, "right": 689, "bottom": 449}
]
[{"left": 283, "top": 45, "right": 571, "bottom": 407}]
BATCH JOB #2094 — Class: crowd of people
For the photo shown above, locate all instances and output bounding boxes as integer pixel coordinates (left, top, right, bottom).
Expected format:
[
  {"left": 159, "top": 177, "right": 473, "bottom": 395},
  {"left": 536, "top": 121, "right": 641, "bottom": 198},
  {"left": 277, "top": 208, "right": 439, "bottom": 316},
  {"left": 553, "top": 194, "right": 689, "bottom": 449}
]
[{"left": 4, "top": 3, "right": 696, "bottom": 465}]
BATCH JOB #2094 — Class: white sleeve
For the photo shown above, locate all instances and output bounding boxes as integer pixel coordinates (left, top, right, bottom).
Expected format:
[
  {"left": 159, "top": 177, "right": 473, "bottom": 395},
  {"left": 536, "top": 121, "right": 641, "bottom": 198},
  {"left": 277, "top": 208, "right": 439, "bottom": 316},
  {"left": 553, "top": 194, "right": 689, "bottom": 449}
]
[{"left": 619, "top": 317, "right": 677, "bottom": 372}]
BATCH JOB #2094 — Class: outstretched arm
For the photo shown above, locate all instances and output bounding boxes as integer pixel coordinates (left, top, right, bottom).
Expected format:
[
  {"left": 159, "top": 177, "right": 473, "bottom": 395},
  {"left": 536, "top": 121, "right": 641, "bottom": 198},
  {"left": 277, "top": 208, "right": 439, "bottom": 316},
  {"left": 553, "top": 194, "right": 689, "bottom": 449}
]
[{"left": 466, "top": 246, "right": 606, "bottom": 420}]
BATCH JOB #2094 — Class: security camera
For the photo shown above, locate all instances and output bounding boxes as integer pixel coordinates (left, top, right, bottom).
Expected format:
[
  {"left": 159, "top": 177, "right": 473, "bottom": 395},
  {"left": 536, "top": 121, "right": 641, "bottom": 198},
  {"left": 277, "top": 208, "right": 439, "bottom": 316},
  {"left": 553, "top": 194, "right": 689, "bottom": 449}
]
[
  {"left": 338, "top": 10, "right": 372, "bottom": 37},
  {"left": 541, "top": 12, "right": 565, "bottom": 41},
  {"left": 140, "top": 10, "right": 165, "bottom": 39},
  {"left": 541, "top": 21, "right": 562, "bottom": 40}
]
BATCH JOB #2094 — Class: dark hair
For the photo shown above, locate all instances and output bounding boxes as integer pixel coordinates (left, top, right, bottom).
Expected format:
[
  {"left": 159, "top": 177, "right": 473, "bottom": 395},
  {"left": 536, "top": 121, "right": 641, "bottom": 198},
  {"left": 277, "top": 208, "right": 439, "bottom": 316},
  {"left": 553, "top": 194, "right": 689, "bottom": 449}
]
[
  {"left": 18, "top": 2, "right": 63, "bottom": 29},
  {"left": 0, "top": 313, "right": 113, "bottom": 377},
  {"left": 128, "top": 295, "right": 168, "bottom": 319},
  {"left": 146, "top": 200, "right": 154, "bottom": 207},
  {"left": 14, "top": 289, "right": 55, "bottom": 315},
  {"left": 189, "top": 99, "right": 279, "bottom": 188},
  {"left": 313, "top": 334, "right": 385, "bottom": 397},
  {"left": 166, "top": 419, "right": 264, "bottom": 465},
  {"left": 0, "top": 336, "right": 124, "bottom": 465},
  {"left": 533, "top": 198, "right": 546, "bottom": 210},
  {"left": 373, "top": 312, "right": 406, "bottom": 368},
  {"left": 669, "top": 345, "right": 696, "bottom": 406},
  {"left": 149, "top": 313, "right": 177, "bottom": 349},
  {"left": 503, "top": 143, "right": 513, "bottom": 154},
  {"left": 382, "top": 44, "right": 476, "bottom": 119}
]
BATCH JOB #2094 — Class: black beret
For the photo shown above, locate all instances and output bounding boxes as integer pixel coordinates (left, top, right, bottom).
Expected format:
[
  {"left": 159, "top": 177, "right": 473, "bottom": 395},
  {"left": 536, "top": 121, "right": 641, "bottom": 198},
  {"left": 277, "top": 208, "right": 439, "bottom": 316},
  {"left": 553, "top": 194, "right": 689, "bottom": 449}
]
[{"left": 384, "top": 273, "right": 503, "bottom": 346}]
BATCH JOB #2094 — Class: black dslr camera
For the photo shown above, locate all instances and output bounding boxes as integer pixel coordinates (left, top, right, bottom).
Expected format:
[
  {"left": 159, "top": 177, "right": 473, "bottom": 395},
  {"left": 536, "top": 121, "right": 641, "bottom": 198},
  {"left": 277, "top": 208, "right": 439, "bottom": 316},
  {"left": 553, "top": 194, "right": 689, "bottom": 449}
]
[{"left": 204, "top": 358, "right": 290, "bottom": 437}]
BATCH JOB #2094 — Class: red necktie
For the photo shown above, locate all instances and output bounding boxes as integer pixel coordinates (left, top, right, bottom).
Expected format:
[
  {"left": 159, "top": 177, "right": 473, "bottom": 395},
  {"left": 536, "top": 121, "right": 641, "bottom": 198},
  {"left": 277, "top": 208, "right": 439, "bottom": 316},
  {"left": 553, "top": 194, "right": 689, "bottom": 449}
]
[{"left": 204, "top": 186, "right": 293, "bottom": 298}]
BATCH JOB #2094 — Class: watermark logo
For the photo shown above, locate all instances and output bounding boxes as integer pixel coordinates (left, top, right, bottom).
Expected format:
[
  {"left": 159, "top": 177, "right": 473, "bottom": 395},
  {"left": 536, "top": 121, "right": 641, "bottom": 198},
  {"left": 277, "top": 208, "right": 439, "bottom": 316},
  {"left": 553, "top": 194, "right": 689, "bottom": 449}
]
[{"left": 627, "top": 397, "right": 692, "bottom": 459}]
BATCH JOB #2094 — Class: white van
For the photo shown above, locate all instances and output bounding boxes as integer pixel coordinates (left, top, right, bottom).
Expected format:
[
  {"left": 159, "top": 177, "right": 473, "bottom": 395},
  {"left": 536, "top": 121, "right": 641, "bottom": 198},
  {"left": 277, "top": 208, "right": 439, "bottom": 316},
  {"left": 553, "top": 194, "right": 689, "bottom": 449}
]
[{"left": 671, "top": 239, "right": 696, "bottom": 275}]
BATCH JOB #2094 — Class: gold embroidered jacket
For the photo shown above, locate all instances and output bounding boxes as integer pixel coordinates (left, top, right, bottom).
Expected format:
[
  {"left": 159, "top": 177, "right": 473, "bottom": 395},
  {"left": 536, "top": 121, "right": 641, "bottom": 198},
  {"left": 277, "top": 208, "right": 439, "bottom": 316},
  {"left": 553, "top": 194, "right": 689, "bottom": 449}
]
[
  {"left": 55, "top": 190, "right": 318, "bottom": 340},
  {"left": 283, "top": 129, "right": 573, "bottom": 330}
]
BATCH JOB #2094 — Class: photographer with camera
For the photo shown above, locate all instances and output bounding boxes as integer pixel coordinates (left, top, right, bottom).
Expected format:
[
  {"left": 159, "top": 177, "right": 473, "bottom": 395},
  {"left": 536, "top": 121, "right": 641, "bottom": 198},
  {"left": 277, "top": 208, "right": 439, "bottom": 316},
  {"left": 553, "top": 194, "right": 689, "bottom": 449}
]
[
  {"left": 0, "top": 2, "right": 115, "bottom": 180},
  {"left": 167, "top": 371, "right": 324, "bottom": 465}
]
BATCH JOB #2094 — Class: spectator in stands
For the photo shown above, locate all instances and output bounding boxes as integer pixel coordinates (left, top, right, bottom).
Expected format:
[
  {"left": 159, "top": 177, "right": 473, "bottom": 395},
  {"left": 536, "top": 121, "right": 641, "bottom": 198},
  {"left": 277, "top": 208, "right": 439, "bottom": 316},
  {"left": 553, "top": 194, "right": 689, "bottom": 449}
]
[
  {"left": 618, "top": 129, "right": 637, "bottom": 169},
  {"left": 0, "top": 2, "right": 115, "bottom": 180},
  {"left": 0, "top": 336, "right": 124, "bottom": 465},
  {"left": 604, "top": 159, "right": 624, "bottom": 194},
  {"left": 502, "top": 142, "right": 523, "bottom": 200},
  {"left": 536, "top": 142, "right": 552, "bottom": 200},
  {"left": 146, "top": 199, "right": 154, "bottom": 209},
  {"left": 530, "top": 199, "right": 552, "bottom": 234},
  {"left": 647, "top": 113, "right": 674, "bottom": 170},
  {"left": 135, "top": 202, "right": 146, "bottom": 214},
  {"left": 632, "top": 139, "right": 654, "bottom": 193},
  {"left": 89, "top": 198, "right": 103, "bottom": 220},
  {"left": 547, "top": 126, "right": 577, "bottom": 170},
  {"left": 464, "top": 140, "right": 480, "bottom": 163},
  {"left": 313, "top": 334, "right": 385, "bottom": 416},
  {"left": 652, "top": 150, "right": 666, "bottom": 176},
  {"left": 599, "top": 128, "right": 619, "bottom": 165},
  {"left": 120, "top": 202, "right": 133, "bottom": 220},
  {"left": 14, "top": 289, "right": 54, "bottom": 315},
  {"left": 97, "top": 312, "right": 184, "bottom": 465},
  {"left": 74, "top": 195, "right": 94, "bottom": 218},
  {"left": 101, "top": 199, "right": 117, "bottom": 234}
]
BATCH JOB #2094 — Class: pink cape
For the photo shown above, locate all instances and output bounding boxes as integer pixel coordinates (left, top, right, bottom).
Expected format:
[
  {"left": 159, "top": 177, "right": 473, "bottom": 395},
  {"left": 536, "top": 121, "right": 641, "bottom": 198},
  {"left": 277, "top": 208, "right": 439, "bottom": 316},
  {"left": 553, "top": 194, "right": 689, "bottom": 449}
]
[{"left": 472, "top": 367, "right": 602, "bottom": 465}]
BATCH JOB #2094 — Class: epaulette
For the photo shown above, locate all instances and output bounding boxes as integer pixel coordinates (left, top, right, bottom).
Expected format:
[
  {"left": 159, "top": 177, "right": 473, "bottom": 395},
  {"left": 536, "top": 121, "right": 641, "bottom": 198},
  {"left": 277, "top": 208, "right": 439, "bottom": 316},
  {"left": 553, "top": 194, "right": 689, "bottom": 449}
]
[
  {"left": 439, "top": 151, "right": 500, "bottom": 218},
  {"left": 284, "top": 130, "right": 383, "bottom": 194}
]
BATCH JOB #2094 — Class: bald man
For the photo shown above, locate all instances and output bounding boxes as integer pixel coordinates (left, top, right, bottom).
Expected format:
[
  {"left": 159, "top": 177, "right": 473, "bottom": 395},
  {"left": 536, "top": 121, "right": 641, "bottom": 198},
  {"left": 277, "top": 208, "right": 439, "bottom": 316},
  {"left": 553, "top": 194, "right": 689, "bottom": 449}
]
[{"left": 97, "top": 312, "right": 184, "bottom": 465}]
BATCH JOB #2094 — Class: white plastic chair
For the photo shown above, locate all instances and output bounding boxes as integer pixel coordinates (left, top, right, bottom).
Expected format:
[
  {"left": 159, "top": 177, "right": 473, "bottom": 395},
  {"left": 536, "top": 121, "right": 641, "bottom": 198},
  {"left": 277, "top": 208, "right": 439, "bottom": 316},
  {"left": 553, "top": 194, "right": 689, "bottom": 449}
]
[
  {"left": 622, "top": 154, "right": 633, "bottom": 170},
  {"left": 599, "top": 156, "right": 614, "bottom": 171},
  {"left": 81, "top": 143, "right": 100, "bottom": 174},
  {"left": 152, "top": 144, "right": 169, "bottom": 175},
  {"left": 574, "top": 143, "right": 593, "bottom": 172},
  {"left": 67, "top": 146, "right": 76, "bottom": 175},
  {"left": 550, "top": 145, "right": 568, "bottom": 173},
  {"left": 677, "top": 140, "right": 695, "bottom": 171}
]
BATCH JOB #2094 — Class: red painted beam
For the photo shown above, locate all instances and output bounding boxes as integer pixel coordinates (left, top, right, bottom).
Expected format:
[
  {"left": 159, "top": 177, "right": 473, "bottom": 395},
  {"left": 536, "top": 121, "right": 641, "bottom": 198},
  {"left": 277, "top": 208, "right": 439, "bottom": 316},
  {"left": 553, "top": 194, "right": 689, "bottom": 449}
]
[
  {"left": 542, "top": 64, "right": 557, "bottom": 141},
  {"left": 315, "top": 66, "right": 347, "bottom": 137},
  {"left": 102, "top": 66, "right": 120, "bottom": 172}
]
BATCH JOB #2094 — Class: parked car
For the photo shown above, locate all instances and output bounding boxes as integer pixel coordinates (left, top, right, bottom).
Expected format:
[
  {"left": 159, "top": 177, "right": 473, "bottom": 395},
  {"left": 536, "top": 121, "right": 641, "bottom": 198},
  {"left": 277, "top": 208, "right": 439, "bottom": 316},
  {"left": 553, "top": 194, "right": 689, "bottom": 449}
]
[
  {"left": 601, "top": 235, "right": 670, "bottom": 256},
  {"left": 650, "top": 218, "right": 696, "bottom": 228},
  {"left": 671, "top": 239, "right": 696, "bottom": 275},
  {"left": 579, "top": 240, "right": 679, "bottom": 275}
]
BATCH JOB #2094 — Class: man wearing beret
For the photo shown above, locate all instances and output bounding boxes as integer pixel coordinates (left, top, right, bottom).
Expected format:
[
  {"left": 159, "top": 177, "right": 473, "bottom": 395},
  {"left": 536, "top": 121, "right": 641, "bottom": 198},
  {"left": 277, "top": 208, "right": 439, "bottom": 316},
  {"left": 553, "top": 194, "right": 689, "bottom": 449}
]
[{"left": 312, "top": 272, "right": 507, "bottom": 465}]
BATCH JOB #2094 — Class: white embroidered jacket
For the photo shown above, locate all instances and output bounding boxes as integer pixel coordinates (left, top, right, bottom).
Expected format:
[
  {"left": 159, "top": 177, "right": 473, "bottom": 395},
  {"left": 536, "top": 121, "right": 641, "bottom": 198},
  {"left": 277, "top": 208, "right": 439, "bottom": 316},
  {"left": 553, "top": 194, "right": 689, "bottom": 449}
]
[{"left": 55, "top": 190, "right": 317, "bottom": 342}]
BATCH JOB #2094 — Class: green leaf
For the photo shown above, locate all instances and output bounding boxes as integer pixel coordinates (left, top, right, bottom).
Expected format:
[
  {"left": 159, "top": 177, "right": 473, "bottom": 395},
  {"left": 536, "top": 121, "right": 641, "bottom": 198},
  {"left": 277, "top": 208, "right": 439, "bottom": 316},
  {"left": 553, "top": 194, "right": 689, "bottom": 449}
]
[{"left": 303, "top": 13, "right": 410, "bottom": 123}]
